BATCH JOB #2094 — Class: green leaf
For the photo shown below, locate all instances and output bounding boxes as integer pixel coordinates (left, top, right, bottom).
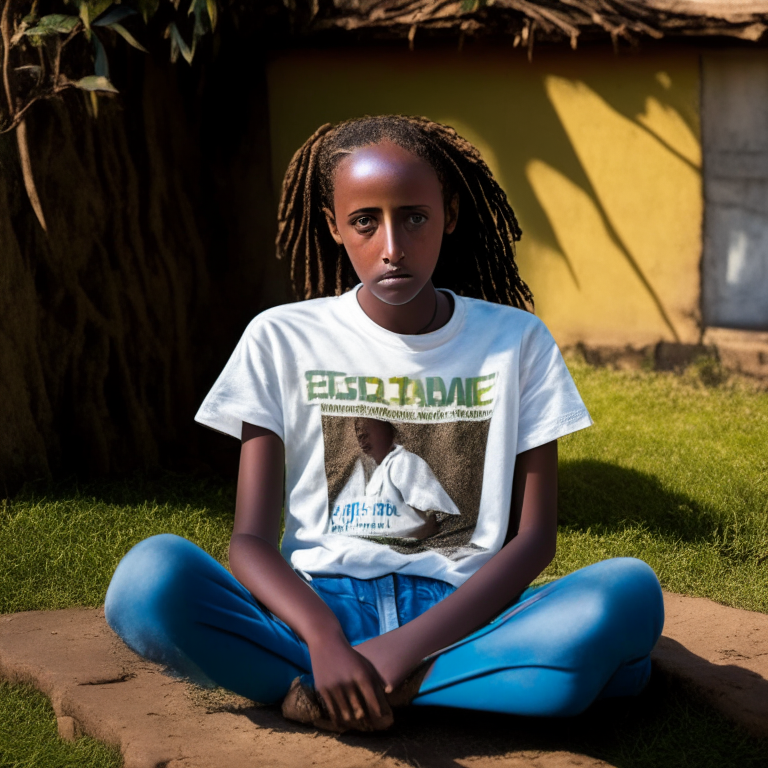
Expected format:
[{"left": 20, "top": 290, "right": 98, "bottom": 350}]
[
  {"left": 167, "top": 23, "right": 194, "bottom": 65},
  {"left": 23, "top": 26, "right": 55, "bottom": 36},
  {"left": 93, "top": 33, "right": 109, "bottom": 79},
  {"left": 73, "top": 75, "right": 118, "bottom": 93},
  {"left": 79, "top": 3, "right": 91, "bottom": 35},
  {"left": 83, "top": 0, "right": 114, "bottom": 21},
  {"left": 206, "top": 0, "right": 217, "bottom": 30},
  {"left": 109, "top": 22, "right": 148, "bottom": 52},
  {"left": 93, "top": 6, "right": 136, "bottom": 26},
  {"left": 137, "top": 0, "right": 160, "bottom": 22},
  {"left": 24, "top": 14, "right": 79, "bottom": 35}
]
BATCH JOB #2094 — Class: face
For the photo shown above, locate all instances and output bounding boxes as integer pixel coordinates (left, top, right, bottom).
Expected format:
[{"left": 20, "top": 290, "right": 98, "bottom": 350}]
[
  {"left": 326, "top": 141, "right": 457, "bottom": 307},
  {"left": 354, "top": 418, "right": 395, "bottom": 464}
]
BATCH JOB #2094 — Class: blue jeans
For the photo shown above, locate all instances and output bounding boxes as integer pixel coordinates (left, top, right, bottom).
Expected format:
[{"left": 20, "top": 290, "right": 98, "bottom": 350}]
[{"left": 104, "top": 534, "right": 664, "bottom": 716}]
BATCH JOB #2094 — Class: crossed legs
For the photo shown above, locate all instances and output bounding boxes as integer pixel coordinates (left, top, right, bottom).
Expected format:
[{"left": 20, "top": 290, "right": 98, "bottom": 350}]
[
  {"left": 105, "top": 534, "right": 663, "bottom": 715},
  {"left": 413, "top": 557, "right": 664, "bottom": 715},
  {"left": 105, "top": 534, "right": 311, "bottom": 703}
]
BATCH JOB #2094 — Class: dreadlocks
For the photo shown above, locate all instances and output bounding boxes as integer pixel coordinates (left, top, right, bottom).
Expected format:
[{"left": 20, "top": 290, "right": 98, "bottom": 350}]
[{"left": 276, "top": 115, "right": 533, "bottom": 309}]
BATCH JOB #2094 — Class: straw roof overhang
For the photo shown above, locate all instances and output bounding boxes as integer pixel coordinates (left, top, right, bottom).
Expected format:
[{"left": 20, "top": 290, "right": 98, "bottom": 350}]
[{"left": 294, "top": 1, "right": 768, "bottom": 48}]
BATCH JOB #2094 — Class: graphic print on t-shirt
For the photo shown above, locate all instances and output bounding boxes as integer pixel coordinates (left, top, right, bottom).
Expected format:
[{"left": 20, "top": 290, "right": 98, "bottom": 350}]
[{"left": 306, "top": 369, "right": 497, "bottom": 558}]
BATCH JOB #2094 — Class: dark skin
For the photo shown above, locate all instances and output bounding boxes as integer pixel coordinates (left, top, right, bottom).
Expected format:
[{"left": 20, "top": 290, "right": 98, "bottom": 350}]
[
  {"left": 230, "top": 141, "right": 558, "bottom": 731},
  {"left": 354, "top": 417, "right": 395, "bottom": 465},
  {"left": 325, "top": 141, "right": 457, "bottom": 334}
]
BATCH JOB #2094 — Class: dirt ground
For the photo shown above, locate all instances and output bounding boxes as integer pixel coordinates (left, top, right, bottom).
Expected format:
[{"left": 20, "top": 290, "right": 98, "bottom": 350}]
[{"left": 0, "top": 592, "right": 766, "bottom": 768}]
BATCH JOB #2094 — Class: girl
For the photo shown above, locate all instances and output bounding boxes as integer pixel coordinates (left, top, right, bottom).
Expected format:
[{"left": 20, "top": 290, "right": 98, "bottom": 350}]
[{"left": 105, "top": 115, "right": 664, "bottom": 732}]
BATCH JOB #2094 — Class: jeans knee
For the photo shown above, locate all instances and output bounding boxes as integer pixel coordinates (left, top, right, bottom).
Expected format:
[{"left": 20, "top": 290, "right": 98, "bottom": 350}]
[
  {"left": 596, "top": 558, "right": 663, "bottom": 619},
  {"left": 105, "top": 534, "right": 202, "bottom": 632},
  {"left": 572, "top": 558, "right": 664, "bottom": 657}
]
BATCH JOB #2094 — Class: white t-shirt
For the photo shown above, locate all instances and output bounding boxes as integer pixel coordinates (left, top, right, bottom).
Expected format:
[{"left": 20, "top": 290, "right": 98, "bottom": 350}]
[{"left": 195, "top": 286, "right": 592, "bottom": 587}]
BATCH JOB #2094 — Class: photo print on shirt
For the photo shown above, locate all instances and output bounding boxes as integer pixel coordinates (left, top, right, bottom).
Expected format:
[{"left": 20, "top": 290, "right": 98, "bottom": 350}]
[{"left": 306, "top": 369, "right": 498, "bottom": 559}]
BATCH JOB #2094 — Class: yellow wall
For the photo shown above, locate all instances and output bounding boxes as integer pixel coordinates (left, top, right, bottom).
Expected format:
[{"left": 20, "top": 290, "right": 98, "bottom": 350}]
[{"left": 268, "top": 46, "right": 702, "bottom": 346}]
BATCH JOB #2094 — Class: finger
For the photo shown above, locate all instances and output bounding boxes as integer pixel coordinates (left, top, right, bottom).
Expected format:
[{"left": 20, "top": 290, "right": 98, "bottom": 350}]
[
  {"left": 358, "top": 677, "right": 386, "bottom": 720},
  {"left": 317, "top": 688, "right": 340, "bottom": 724},
  {"left": 347, "top": 687, "right": 367, "bottom": 722},
  {"left": 334, "top": 689, "right": 355, "bottom": 726},
  {"left": 357, "top": 680, "right": 393, "bottom": 730},
  {"left": 373, "top": 680, "right": 393, "bottom": 721}
]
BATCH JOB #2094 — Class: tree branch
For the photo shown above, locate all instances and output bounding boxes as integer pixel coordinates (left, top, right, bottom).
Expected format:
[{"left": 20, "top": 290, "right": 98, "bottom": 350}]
[
  {"left": 1, "top": 0, "right": 15, "bottom": 114},
  {"left": 2, "top": 1, "right": 48, "bottom": 231},
  {"left": 0, "top": 82, "right": 77, "bottom": 134},
  {"left": 16, "top": 118, "right": 47, "bottom": 231}
]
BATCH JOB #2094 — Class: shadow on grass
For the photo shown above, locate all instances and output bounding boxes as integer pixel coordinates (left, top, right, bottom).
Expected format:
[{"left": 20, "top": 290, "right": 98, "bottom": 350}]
[
  {"left": 12, "top": 461, "right": 724, "bottom": 544},
  {"left": 9, "top": 462, "right": 731, "bottom": 548},
  {"left": 11, "top": 471, "right": 237, "bottom": 523},
  {"left": 235, "top": 663, "right": 767, "bottom": 768},
  {"left": 559, "top": 460, "right": 728, "bottom": 545}
]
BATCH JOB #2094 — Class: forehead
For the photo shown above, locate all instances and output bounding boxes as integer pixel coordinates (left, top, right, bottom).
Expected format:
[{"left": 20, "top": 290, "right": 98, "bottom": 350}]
[{"left": 333, "top": 141, "right": 441, "bottom": 202}]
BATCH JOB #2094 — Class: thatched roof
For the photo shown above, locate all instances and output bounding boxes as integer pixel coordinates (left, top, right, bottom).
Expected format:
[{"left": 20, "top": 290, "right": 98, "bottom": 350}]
[{"left": 294, "top": 0, "right": 768, "bottom": 48}]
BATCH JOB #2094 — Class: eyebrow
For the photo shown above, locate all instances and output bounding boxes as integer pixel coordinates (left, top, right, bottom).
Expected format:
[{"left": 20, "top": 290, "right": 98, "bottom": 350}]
[{"left": 346, "top": 204, "right": 433, "bottom": 216}]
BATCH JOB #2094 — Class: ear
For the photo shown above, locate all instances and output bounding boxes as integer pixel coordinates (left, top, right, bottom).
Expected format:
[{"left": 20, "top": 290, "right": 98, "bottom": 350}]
[
  {"left": 444, "top": 193, "right": 459, "bottom": 235},
  {"left": 323, "top": 206, "right": 344, "bottom": 246}
]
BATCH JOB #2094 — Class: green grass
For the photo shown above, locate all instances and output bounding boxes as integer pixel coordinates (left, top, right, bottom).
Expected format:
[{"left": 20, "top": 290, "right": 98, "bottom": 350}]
[
  {"left": 546, "top": 358, "right": 768, "bottom": 613},
  {"left": 0, "top": 474, "right": 235, "bottom": 614},
  {"left": 1, "top": 361, "right": 767, "bottom": 767},
  {"left": 0, "top": 680, "right": 121, "bottom": 768}
]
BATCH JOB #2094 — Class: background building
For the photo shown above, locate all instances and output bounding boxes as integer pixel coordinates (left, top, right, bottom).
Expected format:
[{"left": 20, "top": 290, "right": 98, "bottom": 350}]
[{"left": 2, "top": 0, "right": 767, "bottom": 490}]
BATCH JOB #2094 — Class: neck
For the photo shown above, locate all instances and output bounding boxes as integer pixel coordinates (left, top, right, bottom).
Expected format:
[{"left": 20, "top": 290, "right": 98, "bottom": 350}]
[{"left": 357, "top": 283, "right": 452, "bottom": 335}]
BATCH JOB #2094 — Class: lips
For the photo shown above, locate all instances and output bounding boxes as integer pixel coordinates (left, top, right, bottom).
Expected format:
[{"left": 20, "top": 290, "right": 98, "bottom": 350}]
[{"left": 377, "top": 270, "right": 411, "bottom": 283}]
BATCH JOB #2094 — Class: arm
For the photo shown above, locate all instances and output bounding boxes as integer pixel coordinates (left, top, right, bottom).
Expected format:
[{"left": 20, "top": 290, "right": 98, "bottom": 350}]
[
  {"left": 356, "top": 439, "right": 558, "bottom": 691},
  {"left": 231, "top": 422, "right": 392, "bottom": 729}
]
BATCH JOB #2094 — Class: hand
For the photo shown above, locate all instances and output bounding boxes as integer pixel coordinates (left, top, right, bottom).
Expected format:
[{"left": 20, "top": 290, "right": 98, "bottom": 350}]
[
  {"left": 307, "top": 632, "right": 393, "bottom": 731},
  {"left": 355, "top": 630, "right": 423, "bottom": 694}
]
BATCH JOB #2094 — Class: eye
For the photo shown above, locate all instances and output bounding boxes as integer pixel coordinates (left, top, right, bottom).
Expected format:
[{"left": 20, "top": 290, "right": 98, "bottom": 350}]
[
  {"left": 406, "top": 213, "right": 427, "bottom": 227},
  {"left": 353, "top": 215, "right": 376, "bottom": 233}
]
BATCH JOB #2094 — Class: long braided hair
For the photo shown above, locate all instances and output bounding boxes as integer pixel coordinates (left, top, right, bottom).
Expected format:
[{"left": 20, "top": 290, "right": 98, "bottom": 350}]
[{"left": 276, "top": 115, "right": 533, "bottom": 309}]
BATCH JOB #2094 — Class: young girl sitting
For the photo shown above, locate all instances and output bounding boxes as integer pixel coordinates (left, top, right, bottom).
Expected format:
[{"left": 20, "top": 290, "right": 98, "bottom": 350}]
[{"left": 105, "top": 115, "right": 664, "bottom": 732}]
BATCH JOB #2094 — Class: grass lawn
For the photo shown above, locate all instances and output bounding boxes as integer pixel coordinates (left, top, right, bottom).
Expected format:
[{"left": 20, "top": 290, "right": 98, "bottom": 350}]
[
  {"left": 0, "top": 681, "right": 121, "bottom": 768},
  {"left": 1, "top": 360, "right": 767, "bottom": 767},
  {"left": 549, "top": 357, "right": 768, "bottom": 613}
]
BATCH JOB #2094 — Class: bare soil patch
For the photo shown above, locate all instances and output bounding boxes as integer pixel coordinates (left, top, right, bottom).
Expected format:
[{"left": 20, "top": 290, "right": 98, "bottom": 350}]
[
  {"left": 0, "top": 592, "right": 766, "bottom": 768},
  {"left": 653, "top": 592, "right": 768, "bottom": 739}
]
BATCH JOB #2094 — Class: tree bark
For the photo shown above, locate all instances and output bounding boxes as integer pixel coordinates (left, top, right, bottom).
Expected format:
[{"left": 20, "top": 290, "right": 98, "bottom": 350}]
[{"left": 0, "top": 36, "right": 283, "bottom": 495}]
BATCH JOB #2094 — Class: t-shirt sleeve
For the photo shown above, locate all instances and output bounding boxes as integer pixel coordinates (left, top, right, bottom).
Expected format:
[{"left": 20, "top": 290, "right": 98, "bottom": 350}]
[
  {"left": 194, "top": 317, "right": 284, "bottom": 441},
  {"left": 516, "top": 320, "right": 592, "bottom": 454}
]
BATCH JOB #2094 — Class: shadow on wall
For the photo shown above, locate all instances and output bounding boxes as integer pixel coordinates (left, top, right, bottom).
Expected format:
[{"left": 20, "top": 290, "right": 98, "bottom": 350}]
[
  {"left": 268, "top": 46, "right": 702, "bottom": 345},
  {"left": 559, "top": 459, "right": 722, "bottom": 545}
]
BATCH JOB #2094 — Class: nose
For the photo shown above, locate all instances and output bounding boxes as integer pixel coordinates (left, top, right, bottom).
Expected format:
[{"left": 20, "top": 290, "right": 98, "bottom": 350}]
[{"left": 382, "top": 220, "right": 405, "bottom": 265}]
